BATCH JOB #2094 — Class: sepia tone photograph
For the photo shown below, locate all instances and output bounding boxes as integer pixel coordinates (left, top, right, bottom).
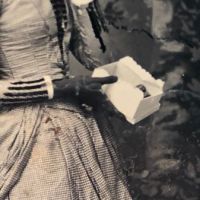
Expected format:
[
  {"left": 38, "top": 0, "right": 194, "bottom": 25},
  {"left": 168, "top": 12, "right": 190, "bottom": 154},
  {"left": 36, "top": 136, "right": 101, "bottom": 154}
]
[{"left": 0, "top": 0, "right": 199, "bottom": 199}]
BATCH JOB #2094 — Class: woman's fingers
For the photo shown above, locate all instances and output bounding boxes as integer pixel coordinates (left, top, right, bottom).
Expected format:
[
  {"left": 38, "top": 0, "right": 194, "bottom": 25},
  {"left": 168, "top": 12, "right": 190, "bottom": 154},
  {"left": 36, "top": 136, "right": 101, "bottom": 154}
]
[
  {"left": 88, "top": 83, "right": 102, "bottom": 90},
  {"left": 91, "top": 76, "right": 118, "bottom": 85}
]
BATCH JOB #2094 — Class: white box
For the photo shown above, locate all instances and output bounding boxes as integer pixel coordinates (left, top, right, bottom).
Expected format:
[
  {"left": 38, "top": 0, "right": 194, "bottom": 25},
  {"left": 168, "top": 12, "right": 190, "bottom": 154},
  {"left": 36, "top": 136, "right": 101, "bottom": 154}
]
[{"left": 92, "top": 56, "right": 164, "bottom": 124}]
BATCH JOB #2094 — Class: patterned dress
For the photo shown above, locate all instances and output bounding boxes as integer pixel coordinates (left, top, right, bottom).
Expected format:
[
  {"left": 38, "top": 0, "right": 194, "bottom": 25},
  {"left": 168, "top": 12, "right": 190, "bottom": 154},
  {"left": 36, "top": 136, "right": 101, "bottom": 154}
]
[{"left": 0, "top": 0, "right": 131, "bottom": 199}]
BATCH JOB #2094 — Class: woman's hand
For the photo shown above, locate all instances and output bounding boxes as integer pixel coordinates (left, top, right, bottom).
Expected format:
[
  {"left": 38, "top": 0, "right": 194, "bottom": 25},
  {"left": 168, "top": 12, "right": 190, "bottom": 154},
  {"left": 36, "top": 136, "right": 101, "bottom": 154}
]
[
  {"left": 53, "top": 75, "right": 117, "bottom": 99},
  {"left": 53, "top": 75, "right": 126, "bottom": 119}
]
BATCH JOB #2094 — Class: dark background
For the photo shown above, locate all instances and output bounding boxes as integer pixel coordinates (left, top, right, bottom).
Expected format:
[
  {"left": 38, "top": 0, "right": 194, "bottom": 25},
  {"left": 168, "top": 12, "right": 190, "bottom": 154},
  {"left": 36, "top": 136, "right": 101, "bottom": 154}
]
[{"left": 72, "top": 1, "right": 200, "bottom": 199}]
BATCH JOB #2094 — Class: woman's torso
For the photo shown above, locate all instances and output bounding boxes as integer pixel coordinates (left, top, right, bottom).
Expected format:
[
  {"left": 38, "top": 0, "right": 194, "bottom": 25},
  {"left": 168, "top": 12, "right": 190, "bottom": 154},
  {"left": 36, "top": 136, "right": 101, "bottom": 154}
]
[
  {"left": 0, "top": 2, "right": 82, "bottom": 198},
  {"left": 0, "top": 0, "right": 71, "bottom": 80}
]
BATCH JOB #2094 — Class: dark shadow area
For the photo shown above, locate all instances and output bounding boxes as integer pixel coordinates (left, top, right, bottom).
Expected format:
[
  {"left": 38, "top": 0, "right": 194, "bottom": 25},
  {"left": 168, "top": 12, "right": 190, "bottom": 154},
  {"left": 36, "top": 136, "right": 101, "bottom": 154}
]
[{"left": 97, "top": 0, "right": 200, "bottom": 199}]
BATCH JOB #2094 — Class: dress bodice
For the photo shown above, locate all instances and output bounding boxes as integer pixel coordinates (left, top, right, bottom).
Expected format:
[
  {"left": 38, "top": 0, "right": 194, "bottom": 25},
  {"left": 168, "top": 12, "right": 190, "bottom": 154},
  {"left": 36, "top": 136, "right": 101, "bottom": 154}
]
[{"left": 0, "top": 0, "right": 71, "bottom": 80}]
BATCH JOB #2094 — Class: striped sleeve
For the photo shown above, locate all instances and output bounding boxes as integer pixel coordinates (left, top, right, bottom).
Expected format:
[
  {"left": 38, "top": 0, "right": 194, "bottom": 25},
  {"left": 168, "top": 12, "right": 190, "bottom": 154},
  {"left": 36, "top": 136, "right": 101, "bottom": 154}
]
[{"left": 0, "top": 77, "right": 53, "bottom": 105}]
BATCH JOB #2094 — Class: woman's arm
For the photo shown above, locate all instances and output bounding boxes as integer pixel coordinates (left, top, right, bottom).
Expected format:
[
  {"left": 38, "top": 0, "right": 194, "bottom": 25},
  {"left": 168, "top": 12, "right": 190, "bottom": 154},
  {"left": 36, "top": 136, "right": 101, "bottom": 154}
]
[
  {"left": 0, "top": 74, "right": 118, "bottom": 106},
  {"left": 69, "top": 2, "right": 107, "bottom": 70},
  {"left": 0, "top": 45, "right": 53, "bottom": 105},
  {"left": 0, "top": 76, "right": 53, "bottom": 105}
]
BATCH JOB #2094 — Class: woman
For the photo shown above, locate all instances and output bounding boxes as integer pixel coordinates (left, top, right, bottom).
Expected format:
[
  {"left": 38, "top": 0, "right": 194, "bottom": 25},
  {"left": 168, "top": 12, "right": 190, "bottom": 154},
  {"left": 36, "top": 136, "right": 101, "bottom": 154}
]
[{"left": 0, "top": 0, "right": 132, "bottom": 199}]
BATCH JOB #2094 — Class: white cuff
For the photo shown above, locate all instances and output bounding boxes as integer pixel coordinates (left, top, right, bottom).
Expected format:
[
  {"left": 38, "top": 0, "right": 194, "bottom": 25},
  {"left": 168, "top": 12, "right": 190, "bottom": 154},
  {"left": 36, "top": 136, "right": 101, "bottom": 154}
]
[{"left": 43, "top": 76, "right": 54, "bottom": 100}]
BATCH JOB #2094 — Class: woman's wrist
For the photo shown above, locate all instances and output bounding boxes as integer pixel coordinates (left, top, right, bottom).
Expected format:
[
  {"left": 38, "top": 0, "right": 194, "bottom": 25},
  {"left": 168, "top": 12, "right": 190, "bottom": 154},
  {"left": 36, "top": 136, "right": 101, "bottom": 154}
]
[
  {"left": 53, "top": 80, "right": 62, "bottom": 98},
  {"left": 52, "top": 78, "right": 72, "bottom": 98}
]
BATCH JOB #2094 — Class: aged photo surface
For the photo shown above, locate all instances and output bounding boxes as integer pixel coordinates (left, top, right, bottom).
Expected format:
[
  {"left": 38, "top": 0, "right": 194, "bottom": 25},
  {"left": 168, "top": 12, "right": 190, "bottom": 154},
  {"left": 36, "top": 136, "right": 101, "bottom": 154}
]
[{"left": 0, "top": 0, "right": 199, "bottom": 199}]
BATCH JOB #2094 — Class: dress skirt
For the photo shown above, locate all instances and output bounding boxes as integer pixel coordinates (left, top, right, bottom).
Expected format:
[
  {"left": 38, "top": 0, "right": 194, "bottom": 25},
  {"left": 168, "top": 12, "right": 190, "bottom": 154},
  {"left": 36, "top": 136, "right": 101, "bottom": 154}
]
[{"left": 2, "top": 101, "right": 132, "bottom": 200}]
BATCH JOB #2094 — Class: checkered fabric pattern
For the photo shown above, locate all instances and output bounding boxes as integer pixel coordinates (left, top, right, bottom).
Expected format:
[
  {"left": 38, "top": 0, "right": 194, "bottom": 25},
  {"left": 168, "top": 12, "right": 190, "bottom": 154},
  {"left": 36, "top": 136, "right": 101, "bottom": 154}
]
[{"left": 8, "top": 102, "right": 132, "bottom": 200}]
